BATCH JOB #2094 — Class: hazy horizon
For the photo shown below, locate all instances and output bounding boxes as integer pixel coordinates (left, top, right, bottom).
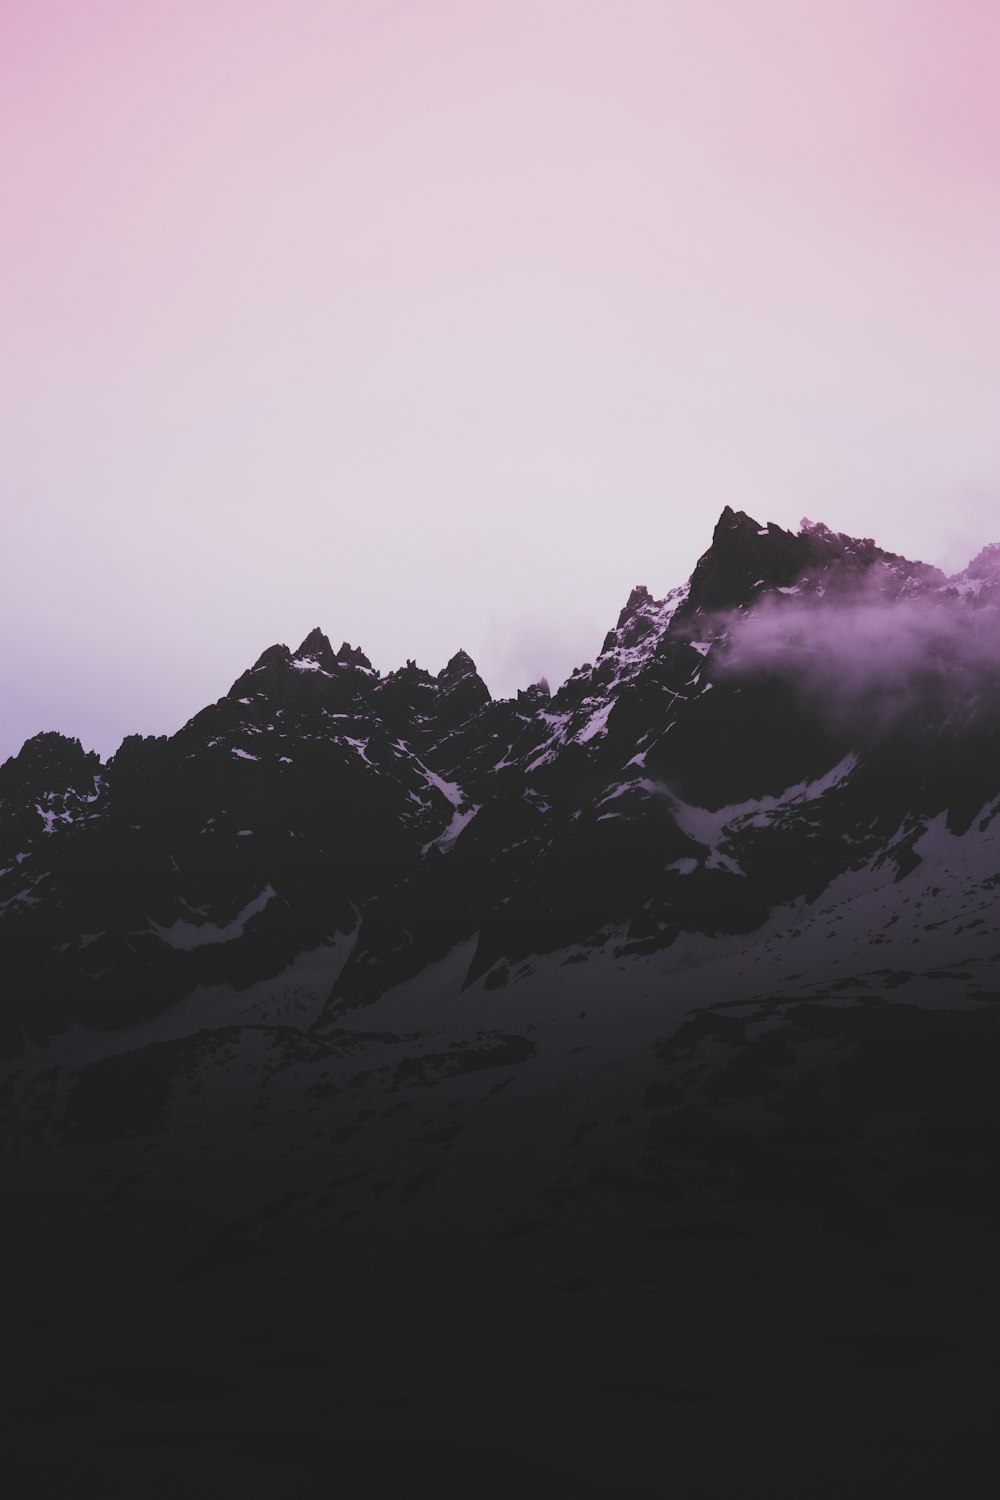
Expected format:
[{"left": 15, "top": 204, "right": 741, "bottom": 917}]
[{"left": 4, "top": 1, "right": 1000, "bottom": 762}]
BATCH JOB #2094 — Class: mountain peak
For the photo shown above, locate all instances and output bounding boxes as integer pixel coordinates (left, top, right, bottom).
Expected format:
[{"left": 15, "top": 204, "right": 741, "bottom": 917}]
[
  {"left": 517, "top": 679, "right": 551, "bottom": 706},
  {"left": 716, "top": 505, "right": 761, "bottom": 532},
  {"left": 440, "top": 648, "right": 478, "bottom": 680},
  {"left": 336, "top": 641, "right": 374, "bottom": 671},
  {"left": 228, "top": 631, "right": 375, "bottom": 704},
  {"left": 295, "top": 627, "right": 336, "bottom": 666},
  {"left": 961, "top": 542, "right": 1000, "bottom": 581},
  {"left": 616, "top": 585, "right": 654, "bottom": 629},
  {"left": 0, "top": 731, "right": 100, "bottom": 798},
  {"left": 681, "top": 509, "right": 805, "bottom": 614},
  {"left": 436, "top": 650, "right": 491, "bottom": 715}
]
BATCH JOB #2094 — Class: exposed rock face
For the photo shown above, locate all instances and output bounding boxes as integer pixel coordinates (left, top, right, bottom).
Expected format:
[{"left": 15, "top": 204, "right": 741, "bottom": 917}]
[
  {"left": 0, "top": 730, "right": 100, "bottom": 801},
  {"left": 0, "top": 733, "right": 102, "bottom": 896},
  {"left": 681, "top": 507, "right": 812, "bottom": 613},
  {"left": 336, "top": 640, "right": 374, "bottom": 669},
  {"left": 3, "top": 508, "right": 998, "bottom": 1045},
  {"left": 676, "top": 507, "right": 947, "bottom": 621},
  {"left": 6, "top": 510, "right": 1000, "bottom": 1494},
  {"left": 434, "top": 648, "right": 492, "bottom": 728},
  {"left": 294, "top": 627, "right": 339, "bottom": 670},
  {"left": 962, "top": 541, "right": 1000, "bottom": 580}
]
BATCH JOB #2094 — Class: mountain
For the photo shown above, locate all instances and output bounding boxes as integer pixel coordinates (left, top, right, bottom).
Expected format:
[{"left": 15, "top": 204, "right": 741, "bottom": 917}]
[{"left": 5, "top": 510, "right": 1000, "bottom": 1498}]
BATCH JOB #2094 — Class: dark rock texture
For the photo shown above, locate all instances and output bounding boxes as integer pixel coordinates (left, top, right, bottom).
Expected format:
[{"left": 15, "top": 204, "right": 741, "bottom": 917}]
[{"left": 5, "top": 510, "right": 1000, "bottom": 1497}]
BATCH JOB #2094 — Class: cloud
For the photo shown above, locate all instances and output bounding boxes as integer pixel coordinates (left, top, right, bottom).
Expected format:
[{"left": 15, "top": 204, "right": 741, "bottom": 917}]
[{"left": 717, "top": 585, "right": 1000, "bottom": 736}]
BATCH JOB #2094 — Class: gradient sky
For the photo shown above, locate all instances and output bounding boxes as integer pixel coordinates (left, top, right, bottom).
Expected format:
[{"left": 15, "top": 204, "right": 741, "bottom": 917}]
[{"left": 3, "top": 0, "right": 1000, "bottom": 762}]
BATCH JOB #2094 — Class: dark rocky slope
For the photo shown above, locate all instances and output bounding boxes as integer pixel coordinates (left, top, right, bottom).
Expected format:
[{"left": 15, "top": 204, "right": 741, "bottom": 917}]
[{"left": 5, "top": 510, "right": 1000, "bottom": 1498}]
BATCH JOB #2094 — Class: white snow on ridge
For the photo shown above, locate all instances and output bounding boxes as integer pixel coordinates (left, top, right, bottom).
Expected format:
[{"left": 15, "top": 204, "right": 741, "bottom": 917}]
[
  {"left": 150, "top": 885, "right": 275, "bottom": 949},
  {"left": 667, "top": 754, "right": 859, "bottom": 871},
  {"left": 590, "top": 584, "right": 693, "bottom": 699},
  {"left": 524, "top": 712, "right": 572, "bottom": 772},
  {"left": 590, "top": 755, "right": 859, "bottom": 866},
  {"left": 35, "top": 804, "right": 74, "bottom": 834},
  {"left": 577, "top": 701, "right": 614, "bottom": 744},
  {"left": 597, "top": 756, "right": 857, "bottom": 845},
  {"left": 526, "top": 746, "right": 559, "bottom": 772},
  {"left": 422, "top": 803, "right": 481, "bottom": 854},
  {"left": 668, "top": 798, "right": 745, "bottom": 874},
  {"left": 407, "top": 750, "right": 463, "bottom": 808},
  {"left": 597, "top": 777, "right": 661, "bottom": 809}
]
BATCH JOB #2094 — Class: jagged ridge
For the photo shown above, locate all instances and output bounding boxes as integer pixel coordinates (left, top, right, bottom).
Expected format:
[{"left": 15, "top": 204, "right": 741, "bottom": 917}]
[{"left": 2, "top": 510, "right": 999, "bottom": 1046}]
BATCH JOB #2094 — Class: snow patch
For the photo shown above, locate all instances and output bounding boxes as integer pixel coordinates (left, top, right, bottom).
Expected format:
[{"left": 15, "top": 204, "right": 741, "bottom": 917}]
[
  {"left": 150, "top": 885, "right": 275, "bottom": 949},
  {"left": 422, "top": 804, "right": 481, "bottom": 854},
  {"left": 409, "top": 752, "right": 463, "bottom": 808},
  {"left": 668, "top": 755, "right": 859, "bottom": 874},
  {"left": 576, "top": 701, "right": 614, "bottom": 744},
  {"left": 35, "top": 804, "right": 74, "bottom": 834}
]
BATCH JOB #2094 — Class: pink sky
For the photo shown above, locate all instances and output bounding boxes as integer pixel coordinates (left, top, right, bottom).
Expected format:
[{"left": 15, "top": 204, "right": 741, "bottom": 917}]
[{"left": 3, "top": 0, "right": 1000, "bottom": 760}]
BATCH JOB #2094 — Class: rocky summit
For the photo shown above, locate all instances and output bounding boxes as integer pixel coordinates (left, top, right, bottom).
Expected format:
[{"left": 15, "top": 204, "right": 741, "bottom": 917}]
[{"left": 5, "top": 510, "right": 1000, "bottom": 1498}]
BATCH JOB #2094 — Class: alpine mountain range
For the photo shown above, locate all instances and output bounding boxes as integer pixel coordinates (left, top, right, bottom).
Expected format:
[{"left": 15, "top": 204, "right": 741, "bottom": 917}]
[{"left": 5, "top": 507, "right": 1000, "bottom": 1499}]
